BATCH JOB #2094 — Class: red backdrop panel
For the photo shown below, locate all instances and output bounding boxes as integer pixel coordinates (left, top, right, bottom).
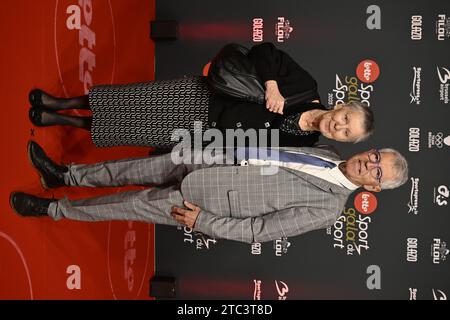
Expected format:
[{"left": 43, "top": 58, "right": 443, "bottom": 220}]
[{"left": 0, "top": 0, "right": 155, "bottom": 299}]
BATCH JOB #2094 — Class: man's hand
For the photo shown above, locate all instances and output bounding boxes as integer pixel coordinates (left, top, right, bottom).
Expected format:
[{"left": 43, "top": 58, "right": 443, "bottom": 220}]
[
  {"left": 265, "top": 80, "right": 285, "bottom": 115},
  {"left": 171, "top": 201, "right": 201, "bottom": 229}
]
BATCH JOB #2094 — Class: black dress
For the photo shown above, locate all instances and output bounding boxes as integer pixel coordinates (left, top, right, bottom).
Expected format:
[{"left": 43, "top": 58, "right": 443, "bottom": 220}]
[
  {"left": 208, "top": 42, "right": 322, "bottom": 147},
  {"left": 88, "top": 42, "right": 320, "bottom": 148}
]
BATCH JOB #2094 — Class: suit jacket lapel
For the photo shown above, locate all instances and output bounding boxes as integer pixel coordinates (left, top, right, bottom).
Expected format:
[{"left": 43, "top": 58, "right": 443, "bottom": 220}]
[
  {"left": 268, "top": 145, "right": 352, "bottom": 194},
  {"left": 281, "top": 167, "right": 354, "bottom": 196}
]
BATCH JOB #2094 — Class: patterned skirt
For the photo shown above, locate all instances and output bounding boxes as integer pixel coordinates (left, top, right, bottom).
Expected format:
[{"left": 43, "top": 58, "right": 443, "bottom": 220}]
[{"left": 89, "top": 76, "right": 211, "bottom": 148}]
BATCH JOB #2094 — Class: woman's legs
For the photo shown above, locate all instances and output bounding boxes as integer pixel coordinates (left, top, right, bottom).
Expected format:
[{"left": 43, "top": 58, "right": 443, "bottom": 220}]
[
  {"left": 29, "top": 108, "right": 92, "bottom": 130},
  {"left": 29, "top": 89, "right": 90, "bottom": 110},
  {"left": 29, "top": 89, "right": 92, "bottom": 130},
  {"left": 43, "top": 94, "right": 90, "bottom": 110}
]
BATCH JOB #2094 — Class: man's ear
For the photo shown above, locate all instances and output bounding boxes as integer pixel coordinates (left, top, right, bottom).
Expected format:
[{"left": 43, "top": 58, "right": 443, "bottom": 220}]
[{"left": 363, "top": 185, "right": 381, "bottom": 192}]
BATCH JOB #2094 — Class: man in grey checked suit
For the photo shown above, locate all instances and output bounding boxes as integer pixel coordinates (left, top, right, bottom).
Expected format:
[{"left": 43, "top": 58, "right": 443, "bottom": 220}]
[{"left": 10, "top": 141, "right": 408, "bottom": 243}]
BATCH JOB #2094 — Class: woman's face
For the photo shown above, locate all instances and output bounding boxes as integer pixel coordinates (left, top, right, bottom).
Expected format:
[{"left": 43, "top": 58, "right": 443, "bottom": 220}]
[{"left": 318, "top": 105, "right": 366, "bottom": 142}]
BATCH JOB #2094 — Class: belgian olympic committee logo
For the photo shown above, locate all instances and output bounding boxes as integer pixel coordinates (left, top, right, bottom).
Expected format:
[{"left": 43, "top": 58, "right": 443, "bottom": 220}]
[{"left": 428, "top": 131, "right": 450, "bottom": 149}]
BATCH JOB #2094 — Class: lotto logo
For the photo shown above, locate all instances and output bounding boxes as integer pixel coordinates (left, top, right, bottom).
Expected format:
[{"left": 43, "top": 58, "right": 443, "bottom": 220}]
[
  {"left": 354, "top": 191, "right": 378, "bottom": 215},
  {"left": 356, "top": 60, "right": 380, "bottom": 84}
]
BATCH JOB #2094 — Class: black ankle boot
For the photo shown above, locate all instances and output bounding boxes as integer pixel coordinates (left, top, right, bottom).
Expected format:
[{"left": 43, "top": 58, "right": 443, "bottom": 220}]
[
  {"left": 28, "top": 141, "right": 67, "bottom": 188},
  {"left": 9, "top": 192, "right": 55, "bottom": 217},
  {"left": 29, "top": 107, "right": 57, "bottom": 127},
  {"left": 29, "top": 89, "right": 47, "bottom": 108}
]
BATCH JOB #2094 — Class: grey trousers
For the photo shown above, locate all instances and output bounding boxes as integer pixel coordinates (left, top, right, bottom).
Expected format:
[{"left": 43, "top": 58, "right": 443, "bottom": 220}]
[{"left": 47, "top": 150, "right": 231, "bottom": 224}]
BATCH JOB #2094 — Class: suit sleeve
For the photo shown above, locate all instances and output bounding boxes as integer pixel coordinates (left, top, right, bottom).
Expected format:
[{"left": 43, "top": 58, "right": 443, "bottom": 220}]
[{"left": 194, "top": 206, "right": 338, "bottom": 243}]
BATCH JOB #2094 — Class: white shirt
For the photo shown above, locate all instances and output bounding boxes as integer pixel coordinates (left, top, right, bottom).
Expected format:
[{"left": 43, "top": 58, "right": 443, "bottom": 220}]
[{"left": 243, "top": 151, "right": 359, "bottom": 190}]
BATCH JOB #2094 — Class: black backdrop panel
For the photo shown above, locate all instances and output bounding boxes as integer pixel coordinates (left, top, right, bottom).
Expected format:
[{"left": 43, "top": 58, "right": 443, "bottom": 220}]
[{"left": 155, "top": 0, "right": 450, "bottom": 299}]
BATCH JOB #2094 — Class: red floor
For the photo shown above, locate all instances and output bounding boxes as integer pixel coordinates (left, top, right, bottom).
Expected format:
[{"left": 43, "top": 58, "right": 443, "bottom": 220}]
[{"left": 0, "top": 0, "right": 155, "bottom": 299}]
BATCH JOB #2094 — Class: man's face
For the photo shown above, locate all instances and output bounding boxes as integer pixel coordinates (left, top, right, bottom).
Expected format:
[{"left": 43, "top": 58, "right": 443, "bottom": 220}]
[
  {"left": 340, "top": 150, "right": 398, "bottom": 192},
  {"left": 319, "top": 105, "right": 365, "bottom": 142}
]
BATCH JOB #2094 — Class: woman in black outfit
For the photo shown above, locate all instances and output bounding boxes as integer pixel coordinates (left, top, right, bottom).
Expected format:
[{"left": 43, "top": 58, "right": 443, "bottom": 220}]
[{"left": 28, "top": 42, "right": 374, "bottom": 148}]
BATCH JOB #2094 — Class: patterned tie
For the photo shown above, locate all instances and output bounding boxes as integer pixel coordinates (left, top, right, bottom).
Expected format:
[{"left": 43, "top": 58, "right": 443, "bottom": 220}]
[{"left": 236, "top": 147, "right": 336, "bottom": 169}]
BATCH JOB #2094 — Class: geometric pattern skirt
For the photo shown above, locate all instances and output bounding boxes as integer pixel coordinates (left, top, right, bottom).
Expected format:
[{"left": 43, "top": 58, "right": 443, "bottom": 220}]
[{"left": 89, "top": 76, "right": 211, "bottom": 148}]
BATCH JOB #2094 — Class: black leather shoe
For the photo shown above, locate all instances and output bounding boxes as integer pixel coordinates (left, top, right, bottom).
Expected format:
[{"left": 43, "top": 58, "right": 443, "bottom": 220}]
[
  {"left": 27, "top": 141, "right": 67, "bottom": 189},
  {"left": 9, "top": 192, "right": 55, "bottom": 217},
  {"left": 28, "top": 89, "right": 46, "bottom": 108}
]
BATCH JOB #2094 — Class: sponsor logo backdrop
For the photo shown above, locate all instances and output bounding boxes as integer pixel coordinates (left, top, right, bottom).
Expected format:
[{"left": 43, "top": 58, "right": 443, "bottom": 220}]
[{"left": 155, "top": 0, "right": 450, "bottom": 299}]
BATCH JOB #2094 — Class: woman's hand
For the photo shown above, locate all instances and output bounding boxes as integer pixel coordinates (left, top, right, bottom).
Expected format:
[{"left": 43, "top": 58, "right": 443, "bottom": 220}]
[{"left": 265, "top": 80, "right": 285, "bottom": 114}]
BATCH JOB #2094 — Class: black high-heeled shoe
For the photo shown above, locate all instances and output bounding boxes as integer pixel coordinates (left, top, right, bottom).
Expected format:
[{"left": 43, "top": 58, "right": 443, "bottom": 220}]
[
  {"left": 28, "top": 89, "right": 45, "bottom": 108},
  {"left": 29, "top": 107, "right": 53, "bottom": 127}
]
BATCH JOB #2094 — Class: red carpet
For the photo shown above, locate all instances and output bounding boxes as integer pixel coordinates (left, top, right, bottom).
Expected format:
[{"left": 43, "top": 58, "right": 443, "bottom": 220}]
[{"left": 0, "top": 0, "right": 155, "bottom": 299}]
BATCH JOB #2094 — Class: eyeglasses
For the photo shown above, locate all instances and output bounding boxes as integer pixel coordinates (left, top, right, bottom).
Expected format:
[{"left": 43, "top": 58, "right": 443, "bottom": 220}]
[{"left": 368, "top": 149, "right": 383, "bottom": 185}]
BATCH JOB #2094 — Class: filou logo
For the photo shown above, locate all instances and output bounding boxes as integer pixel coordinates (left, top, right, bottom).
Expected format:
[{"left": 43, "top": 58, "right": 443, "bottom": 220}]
[
  {"left": 275, "top": 17, "right": 293, "bottom": 42},
  {"left": 274, "top": 237, "right": 291, "bottom": 256},
  {"left": 431, "top": 239, "right": 449, "bottom": 264},
  {"left": 411, "top": 15, "right": 423, "bottom": 40},
  {"left": 436, "top": 14, "right": 449, "bottom": 41},
  {"left": 408, "top": 128, "right": 420, "bottom": 152}
]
